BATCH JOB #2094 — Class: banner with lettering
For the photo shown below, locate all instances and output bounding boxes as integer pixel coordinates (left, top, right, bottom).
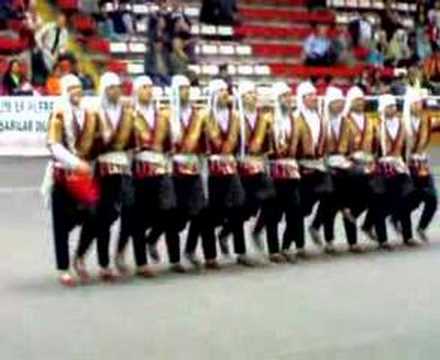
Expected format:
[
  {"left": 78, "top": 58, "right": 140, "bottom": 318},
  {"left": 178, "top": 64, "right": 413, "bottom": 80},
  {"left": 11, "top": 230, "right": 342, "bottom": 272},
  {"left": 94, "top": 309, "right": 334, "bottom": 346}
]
[{"left": 0, "top": 97, "right": 57, "bottom": 156}]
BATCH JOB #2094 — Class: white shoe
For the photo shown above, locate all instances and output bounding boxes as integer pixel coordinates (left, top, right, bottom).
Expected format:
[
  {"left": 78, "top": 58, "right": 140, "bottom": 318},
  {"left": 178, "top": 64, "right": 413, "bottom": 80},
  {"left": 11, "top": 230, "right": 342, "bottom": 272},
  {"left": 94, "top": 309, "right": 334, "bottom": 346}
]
[
  {"left": 308, "top": 226, "right": 323, "bottom": 248},
  {"left": 417, "top": 228, "right": 429, "bottom": 243},
  {"left": 185, "top": 253, "right": 202, "bottom": 269},
  {"left": 252, "top": 230, "right": 265, "bottom": 252},
  {"left": 115, "top": 253, "right": 130, "bottom": 276},
  {"left": 147, "top": 243, "right": 161, "bottom": 263},
  {"left": 325, "top": 242, "right": 336, "bottom": 254}
]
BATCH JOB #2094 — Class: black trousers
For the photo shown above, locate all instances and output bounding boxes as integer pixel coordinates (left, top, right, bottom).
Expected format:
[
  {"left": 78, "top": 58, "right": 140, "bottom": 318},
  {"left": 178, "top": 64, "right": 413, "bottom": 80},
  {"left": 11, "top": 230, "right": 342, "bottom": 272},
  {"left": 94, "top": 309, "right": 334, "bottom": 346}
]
[
  {"left": 311, "top": 170, "right": 351, "bottom": 243},
  {"left": 391, "top": 174, "right": 438, "bottom": 233},
  {"left": 410, "top": 174, "right": 438, "bottom": 230},
  {"left": 186, "top": 174, "right": 246, "bottom": 259},
  {"left": 76, "top": 174, "right": 133, "bottom": 268},
  {"left": 263, "top": 179, "right": 302, "bottom": 254},
  {"left": 299, "top": 170, "right": 333, "bottom": 249},
  {"left": 147, "top": 174, "right": 206, "bottom": 264},
  {"left": 51, "top": 184, "right": 95, "bottom": 271},
  {"left": 128, "top": 175, "right": 177, "bottom": 267},
  {"left": 363, "top": 173, "right": 414, "bottom": 242}
]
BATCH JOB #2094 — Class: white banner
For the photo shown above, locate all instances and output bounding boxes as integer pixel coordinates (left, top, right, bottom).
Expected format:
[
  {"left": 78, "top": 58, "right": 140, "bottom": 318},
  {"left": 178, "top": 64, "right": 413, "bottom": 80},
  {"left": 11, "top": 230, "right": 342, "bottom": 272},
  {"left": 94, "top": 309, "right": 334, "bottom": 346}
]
[{"left": 0, "top": 97, "right": 57, "bottom": 156}]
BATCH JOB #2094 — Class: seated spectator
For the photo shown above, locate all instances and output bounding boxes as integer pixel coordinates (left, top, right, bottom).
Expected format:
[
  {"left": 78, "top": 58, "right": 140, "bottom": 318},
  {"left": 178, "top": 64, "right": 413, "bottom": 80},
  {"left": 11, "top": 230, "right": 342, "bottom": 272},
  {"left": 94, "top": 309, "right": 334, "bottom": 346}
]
[
  {"left": 330, "top": 24, "right": 354, "bottom": 65},
  {"left": 35, "top": 13, "right": 69, "bottom": 73},
  {"left": 416, "top": 28, "right": 433, "bottom": 61},
  {"left": 144, "top": 39, "right": 171, "bottom": 87},
  {"left": 380, "top": 0, "right": 404, "bottom": 41},
  {"left": 385, "top": 29, "right": 410, "bottom": 66},
  {"left": 303, "top": 25, "right": 335, "bottom": 66},
  {"left": 366, "top": 43, "right": 385, "bottom": 67},
  {"left": 148, "top": 1, "right": 173, "bottom": 50},
  {"left": 45, "top": 59, "right": 71, "bottom": 95},
  {"left": 2, "top": 59, "right": 24, "bottom": 95}
]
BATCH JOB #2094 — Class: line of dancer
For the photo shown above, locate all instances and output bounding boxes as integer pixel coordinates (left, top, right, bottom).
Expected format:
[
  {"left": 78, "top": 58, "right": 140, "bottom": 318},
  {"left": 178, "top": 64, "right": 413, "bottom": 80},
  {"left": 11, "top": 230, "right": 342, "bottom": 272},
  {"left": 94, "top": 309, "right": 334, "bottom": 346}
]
[{"left": 43, "top": 72, "right": 440, "bottom": 286}]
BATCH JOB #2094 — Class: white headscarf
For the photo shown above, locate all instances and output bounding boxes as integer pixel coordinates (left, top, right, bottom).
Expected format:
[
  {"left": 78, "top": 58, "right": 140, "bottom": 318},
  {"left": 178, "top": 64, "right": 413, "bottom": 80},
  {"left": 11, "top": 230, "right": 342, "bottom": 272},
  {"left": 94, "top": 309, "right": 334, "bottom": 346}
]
[
  {"left": 99, "top": 72, "right": 121, "bottom": 100},
  {"left": 236, "top": 80, "right": 257, "bottom": 157},
  {"left": 295, "top": 81, "right": 321, "bottom": 147},
  {"left": 343, "top": 86, "right": 365, "bottom": 131},
  {"left": 272, "top": 81, "right": 292, "bottom": 148},
  {"left": 403, "top": 86, "right": 425, "bottom": 158},
  {"left": 323, "top": 86, "right": 345, "bottom": 140},
  {"left": 207, "top": 79, "right": 229, "bottom": 133},
  {"left": 170, "top": 74, "right": 191, "bottom": 144},
  {"left": 99, "top": 72, "right": 122, "bottom": 129},
  {"left": 54, "top": 74, "right": 83, "bottom": 152},
  {"left": 133, "top": 75, "right": 155, "bottom": 128},
  {"left": 379, "top": 94, "right": 398, "bottom": 156}
]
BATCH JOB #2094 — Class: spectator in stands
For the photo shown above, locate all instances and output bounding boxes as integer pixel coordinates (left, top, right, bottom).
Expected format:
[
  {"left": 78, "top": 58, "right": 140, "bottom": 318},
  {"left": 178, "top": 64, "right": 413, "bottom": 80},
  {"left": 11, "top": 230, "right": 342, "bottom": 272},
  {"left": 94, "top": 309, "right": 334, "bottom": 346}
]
[
  {"left": 303, "top": 24, "right": 335, "bottom": 66},
  {"left": 218, "top": 64, "right": 233, "bottom": 91},
  {"left": 385, "top": 29, "right": 410, "bottom": 67},
  {"left": 45, "top": 59, "right": 71, "bottom": 96},
  {"left": 148, "top": 0, "right": 173, "bottom": 50},
  {"left": 97, "top": 4, "right": 121, "bottom": 41},
  {"left": 145, "top": 37, "right": 172, "bottom": 87},
  {"left": 169, "top": 0, "right": 196, "bottom": 61},
  {"left": 366, "top": 43, "right": 385, "bottom": 67},
  {"left": 428, "top": 1, "right": 440, "bottom": 50},
  {"left": 416, "top": 27, "right": 433, "bottom": 61},
  {"left": 74, "top": 62, "right": 94, "bottom": 95},
  {"left": 380, "top": 0, "right": 404, "bottom": 41},
  {"left": 35, "top": 13, "right": 69, "bottom": 73},
  {"left": 330, "top": 24, "right": 354, "bottom": 65},
  {"left": 110, "top": 1, "right": 135, "bottom": 38},
  {"left": 2, "top": 59, "right": 24, "bottom": 95}
]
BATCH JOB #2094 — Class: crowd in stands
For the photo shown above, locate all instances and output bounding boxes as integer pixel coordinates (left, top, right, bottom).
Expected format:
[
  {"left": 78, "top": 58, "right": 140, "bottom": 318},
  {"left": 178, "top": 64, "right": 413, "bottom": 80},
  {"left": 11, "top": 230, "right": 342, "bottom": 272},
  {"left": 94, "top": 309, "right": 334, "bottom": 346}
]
[
  {"left": 144, "top": 0, "right": 197, "bottom": 86},
  {"left": 300, "top": 0, "right": 440, "bottom": 97},
  {"left": 4, "top": 0, "right": 440, "bottom": 98}
]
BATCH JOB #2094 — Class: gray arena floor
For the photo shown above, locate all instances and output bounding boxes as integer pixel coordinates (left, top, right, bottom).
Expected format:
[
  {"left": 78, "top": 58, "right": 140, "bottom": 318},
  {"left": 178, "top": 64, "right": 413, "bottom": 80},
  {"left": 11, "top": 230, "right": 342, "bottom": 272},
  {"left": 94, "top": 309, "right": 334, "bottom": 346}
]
[{"left": 1, "top": 150, "right": 440, "bottom": 360}]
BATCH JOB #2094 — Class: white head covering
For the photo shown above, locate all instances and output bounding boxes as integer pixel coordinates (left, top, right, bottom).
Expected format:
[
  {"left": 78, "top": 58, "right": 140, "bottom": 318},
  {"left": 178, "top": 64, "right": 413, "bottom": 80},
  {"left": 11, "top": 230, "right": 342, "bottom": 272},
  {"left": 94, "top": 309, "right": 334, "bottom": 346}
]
[
  {"left": 133, "top": 75, "right": 153, "bottom": 94},
  {"left": 54, "top": 74, "right": 84, "bottom": 154},
  {"left": 272, "top": 81, "right": 292, "bottom": 148},
  {"left": 207, "top": 79, "right": 229, "bottom": 132},
  {"left": 379, "top": 94, "right": 398, "bottom": 156},
  {"left": 236, "top": 80, "right": 257, "bottom": 158},
  {"left": 343, "top": 86, "right": 364, "bottom": 116},
  {"left": 98, "top": 72, "right": 122, "bottom": 132},
  {"left": 170, "top": 74, "right": 191, "bottom": 144},
  {"left": 295, "top": 81, "right": 321, "bottom": 147},
  {"left": 60, "top": 74, "right": 81, "bottom": 97},
  {"left": 133, "top": 75, "right": 155, "bottom": 127},
  {"left": 323, "top": 86, "right": 345, "bottom": 140},
  {"left": 99, "top": 72, "right": 121, "bottom": 99},
  {"left": 403, "top": 86, "right": 425, "bottom": 158},
  {"left": 295, "top": 81, "right": 316, "bottom": 117}
]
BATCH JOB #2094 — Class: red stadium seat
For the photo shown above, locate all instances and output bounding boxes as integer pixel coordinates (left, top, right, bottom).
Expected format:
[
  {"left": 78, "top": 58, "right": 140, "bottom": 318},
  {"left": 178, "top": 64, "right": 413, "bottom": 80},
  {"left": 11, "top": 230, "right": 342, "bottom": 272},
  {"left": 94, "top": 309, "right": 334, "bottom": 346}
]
[
  {"left": 72, "top": 15, "right": 96, "bottom": 33},
  {"left": 107, "top": 60, "right": 127, "bottom": 74},
  {"left": 0, "top": 37, "right": 26, "bottom": 54},
  {"left": 239, "top": 8, "right": 335, "bottom": 24},
  {"left": 235, "top": 25, "right": 314, "bottom": 39},
  {"left": 252, "top": 43, "right": 303, "bottom": 57},
  {"left": 57, "top": 0, "right": 78, "bottom": 11},
  {"left": 241, "top": 0, "right": 307, "bottom": 5},
  {"left": 86, "top": 37, "right": 110, "bottom": 54},
  {"left": 270, "top": 64, "right": 365, "bottom": 78}
]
